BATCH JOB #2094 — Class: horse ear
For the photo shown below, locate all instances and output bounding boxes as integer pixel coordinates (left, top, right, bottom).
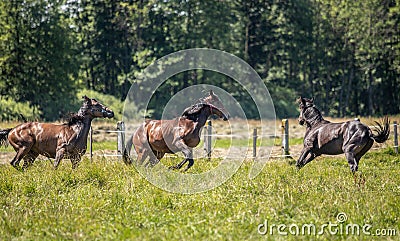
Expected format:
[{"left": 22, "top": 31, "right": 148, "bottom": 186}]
[
  {"left": 310, "top": 97, "right": 314, "bottom": 103},
  {"left": 209, "top": 90, "right": 214, "bottom": 96},
  {"left": 82, "top": 95, "right": 91, "bottom": 105},
  {"left": 297, "top": 96, "right": 304, "bottom": 105}
]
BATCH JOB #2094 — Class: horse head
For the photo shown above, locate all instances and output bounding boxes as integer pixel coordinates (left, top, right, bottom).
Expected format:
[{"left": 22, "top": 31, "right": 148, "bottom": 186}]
[
  {"left": 80, "top": 96, "right": 114, "bottom": 119},
  {"left": 198, "top": 90, "right": 229, "bottom": 121},
  {"left": 297, "top": 97, "right": 315, "bottom": 126}
]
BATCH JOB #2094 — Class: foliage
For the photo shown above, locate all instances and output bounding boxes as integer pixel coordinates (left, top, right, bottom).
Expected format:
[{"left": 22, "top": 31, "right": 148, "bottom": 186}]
[
  {"left": 0, "top": 0, "right": 79, "bottom": 120},
  {"left": 0, "top": 148, "right": 398, "bottom": 240},
  {"left": 0, "top": 97, "right": 41, "bottom": 122},
  {"left": 0, "top": 0, "right": 399, "bottom": 120}
]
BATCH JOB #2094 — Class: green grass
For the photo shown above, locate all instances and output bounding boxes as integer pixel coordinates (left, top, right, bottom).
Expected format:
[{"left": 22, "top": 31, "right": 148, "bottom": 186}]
[
  {"left": 92, "top": 140, "right": 117, "bottom": 151},
  {"left": 206, "top": 137, "right": 291, "bottom": 148},
  {"left": 0, "top": 149, "right": 399, "bottom": 240},
  {"left": 0, "top": 145, "right": 14, "bottom": 152}
]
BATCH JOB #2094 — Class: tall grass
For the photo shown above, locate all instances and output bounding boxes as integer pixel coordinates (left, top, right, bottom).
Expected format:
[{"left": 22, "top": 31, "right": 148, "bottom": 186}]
[{"left": 0, "top": 149, "right": 399, "bottom": 240}]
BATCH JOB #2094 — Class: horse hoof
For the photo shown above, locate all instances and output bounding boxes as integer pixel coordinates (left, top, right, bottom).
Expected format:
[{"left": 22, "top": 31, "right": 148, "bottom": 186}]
[
  {"left": 350, "top": 165, "right": 358, "bottom": 173},
  {"left": 11, "top": 164, "right": 23, "bottom": 172}
]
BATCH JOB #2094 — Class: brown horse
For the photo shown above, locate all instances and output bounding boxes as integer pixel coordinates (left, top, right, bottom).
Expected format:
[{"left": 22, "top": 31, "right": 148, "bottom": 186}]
[
  {"left": 296, "top": 97, "right": 390, "bottom": 172},
  {"left": 123, "top": 90, "right": 229, "bottom": 171},
  {"left": 0, "top": 96, "right": 114, "bottom": 170}
]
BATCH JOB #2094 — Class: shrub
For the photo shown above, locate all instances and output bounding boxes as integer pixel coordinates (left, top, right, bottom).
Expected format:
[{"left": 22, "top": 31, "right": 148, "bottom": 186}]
[{"left": 0, "top": 97, "right": 41, "bottom": 121}]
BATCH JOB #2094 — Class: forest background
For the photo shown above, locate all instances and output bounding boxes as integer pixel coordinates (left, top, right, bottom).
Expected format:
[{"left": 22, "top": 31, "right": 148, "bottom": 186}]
[{"left": 0, "top": 0, "right": 399, "bottom": 121}]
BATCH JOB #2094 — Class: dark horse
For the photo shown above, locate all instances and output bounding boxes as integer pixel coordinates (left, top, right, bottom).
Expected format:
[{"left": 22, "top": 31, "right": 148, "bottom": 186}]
[
  {"left": 0, "top": 96, "right": 114, "bottom": 170},
  {"left": 296, "top": 97, "right": 390, "bottom": 172},
  {"left": 123, "top": 90, "right": 229, "bottom": 171}
]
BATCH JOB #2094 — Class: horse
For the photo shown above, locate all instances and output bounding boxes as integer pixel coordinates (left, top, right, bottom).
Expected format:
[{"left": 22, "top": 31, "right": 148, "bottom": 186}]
[
  {"left": 123, "top": 90, "right": 229, "bottom": 171},
  {"left": 296, "top": 97, "right": 390, "bottom": 172},
  {"left": 0, "top": 96, "right": 114, "bottom": 170}
]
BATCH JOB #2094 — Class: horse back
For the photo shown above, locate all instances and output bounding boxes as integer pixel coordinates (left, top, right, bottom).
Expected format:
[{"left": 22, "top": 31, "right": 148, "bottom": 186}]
[
  {"left": 141, "top": 118, "right": 198, "bottom": 152},
  {"left": 8, "top": 122, "right": 77, "bottom": 158},
  {"left": 142, "top": 119, "right": 175, "bottom": 152},
  {"left": 310, "top": 120, "right": 371, "bottom": 155}
]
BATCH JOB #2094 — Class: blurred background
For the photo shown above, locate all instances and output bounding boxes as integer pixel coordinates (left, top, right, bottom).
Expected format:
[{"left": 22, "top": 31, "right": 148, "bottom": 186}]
[{"left": 0, "top": 0, "right": 399, "bottom": 121}]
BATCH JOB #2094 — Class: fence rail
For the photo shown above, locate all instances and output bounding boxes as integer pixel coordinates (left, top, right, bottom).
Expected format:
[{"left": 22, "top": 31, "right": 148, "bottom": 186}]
[{"left": 87, "top": 120, "right": 399, "bottom": 160}]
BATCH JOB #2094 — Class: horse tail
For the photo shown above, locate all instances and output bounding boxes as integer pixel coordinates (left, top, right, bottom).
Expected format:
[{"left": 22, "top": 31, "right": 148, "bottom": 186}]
[
  {"left": 371, "top": 116, "right": 390, "bottom": 143},
  {"left": 122, "top": 135, "right": 133, "bottom": 165},
  {"left": 0, "top": 128, "right": 12, "bottom": 147}
]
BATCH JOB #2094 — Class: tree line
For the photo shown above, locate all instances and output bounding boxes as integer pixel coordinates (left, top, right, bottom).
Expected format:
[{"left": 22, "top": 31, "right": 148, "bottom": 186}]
[{"left": 0, "top": 0, "right": 399, "bottom": 120}]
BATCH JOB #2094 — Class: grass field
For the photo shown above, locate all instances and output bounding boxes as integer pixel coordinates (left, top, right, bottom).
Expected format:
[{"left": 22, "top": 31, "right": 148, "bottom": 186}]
[{"left": 0, "top": 148, "right": 399, "bottom": 240}]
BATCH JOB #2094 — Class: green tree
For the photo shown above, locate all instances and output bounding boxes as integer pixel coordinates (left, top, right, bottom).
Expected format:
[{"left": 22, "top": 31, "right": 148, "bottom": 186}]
[{"left": 0, "top": 0, "right": 79, "bottom": 120}]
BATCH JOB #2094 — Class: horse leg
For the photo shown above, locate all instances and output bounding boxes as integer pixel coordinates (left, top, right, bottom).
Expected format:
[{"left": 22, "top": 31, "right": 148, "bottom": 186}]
[
  {"left": 170, "top": 159, "right": 188, "bottom": 170},
  {"left": 53, "top": 148, "right": 65, "bottom": 169},
  {"left": 22, "top": 151, "right": 39, "bottom": 169},
  {"left": 344, "top": 150, "right": 357, "bottom": 173},
  {"left": 302, "top": 153, "right": 318, "bottom": 166},
  {"left": 345, "top": 137, "right": 373, "bottom": 173},
  {"left": 10, "top": 146, "right": 32, "bottom": 170},
  {"left": 183, "top": 158, "right": 194, "bottom": 172},
  {"left": 296, "top": 148, "right": 312, "bottom": 169},
  {"left": 143, "top": 150, "right": 157, "bottom": 168},
  {"left": 138, "top": 149, "right": 150, "bottom": 166},
  {"left": 170, "top": 140, "right": 193, "bottom": 171},
  {"left": 352, "top": 139, "right": 373, "bottom": 185},
  {"left": 71, "top": 155, "right": 82, "bottom": 169},
  {"left": 355, "top": 139, "right": 374, "bottom": 166},
  {"left": 134, "top": 144, "right": 148, "bottom": 166},
  {"left": 147, "top": 151, "right": 163, "bottom": 167}
]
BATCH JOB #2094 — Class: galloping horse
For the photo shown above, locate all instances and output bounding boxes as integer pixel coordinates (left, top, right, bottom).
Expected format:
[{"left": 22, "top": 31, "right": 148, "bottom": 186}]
[
  {"left": 0, "top": 96, "right": 114, "bottom": 170},
  {"left": 123, "top": 90, "right": 229, "bottom": 171},
  {"left": 296, "top": 97, "right": 390, "bottom": 172}
]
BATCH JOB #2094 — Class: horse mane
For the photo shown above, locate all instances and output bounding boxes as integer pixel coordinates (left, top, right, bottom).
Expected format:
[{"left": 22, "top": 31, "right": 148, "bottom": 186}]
[
  {"left": 181, "top": 93, "right": 217, "bottom": 117},
  {"left": 182, "top": 103, "right": 207, "bottom": 116},
  {"left": 305, "top": 106, "right": 325, "bottom": 126},
  {"left": 63, "top": 103, "right": 90, "bottom": 126},
  {"left": 64, "top": 113, "right": 85, "bottom": 126}
]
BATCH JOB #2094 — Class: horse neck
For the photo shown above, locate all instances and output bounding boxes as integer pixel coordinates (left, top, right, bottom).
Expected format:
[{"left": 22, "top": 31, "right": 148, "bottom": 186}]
[
  {"left": 73, "top": 116, "right": 93, "bottom": 143},
  {"left": 306, "top": 113, "right": 325, "bottom": 127},
  {"left": 192, "top": 107, "right": 212, "bottom": 132}
]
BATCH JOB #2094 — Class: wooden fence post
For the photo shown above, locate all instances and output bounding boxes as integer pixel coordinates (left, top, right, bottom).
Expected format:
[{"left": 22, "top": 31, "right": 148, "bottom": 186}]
[
  {"left": 89, "top": 126, "right": 93, "bottom": 161},
  {"left": 282, "top": 119, "right": 289, "bottom": 157},
  {"left": 253, "top": 128, "right": 257, "bottom": 159},
  {"left": 117, "top": 121, "right": 125, "bottom": 159},
  {"left": 394, "top": 121, "right": 398, "bottom": 154},
  {"left": 204, "top": 120, "right": 212, "bottom": 160}
]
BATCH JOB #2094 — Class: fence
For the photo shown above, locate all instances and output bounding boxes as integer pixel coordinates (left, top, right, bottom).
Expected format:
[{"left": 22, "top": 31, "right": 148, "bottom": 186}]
[{"left": 87, "top": 120, "right": 399, "bottom": 160}]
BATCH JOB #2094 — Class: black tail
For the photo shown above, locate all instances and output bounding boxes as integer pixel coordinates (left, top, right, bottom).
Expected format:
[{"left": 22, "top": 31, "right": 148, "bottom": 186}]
[
  {"left": 371, "top": 116, "right": 390, "bottom": 143},
  {"left": 122, "top": 135, "right": 133, "bottom": 165},
  {"left": 0, "top": 128, "right": 12, "bottom": 147}
]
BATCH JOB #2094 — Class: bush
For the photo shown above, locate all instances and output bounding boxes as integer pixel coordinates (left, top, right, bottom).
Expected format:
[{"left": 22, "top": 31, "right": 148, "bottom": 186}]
[
  {"left": 266, "top": 84, "right": 299, "bottom": 118},
  {"left": 0, "top": 97, "right": 41, "bottom": 122}
]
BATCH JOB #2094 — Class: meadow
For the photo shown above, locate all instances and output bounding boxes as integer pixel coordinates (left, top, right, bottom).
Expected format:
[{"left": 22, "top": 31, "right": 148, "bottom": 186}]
[
  {"left": 0, "top": 147, "right": 399, "bottom": 240},
  {"left": 1, "top": 118, "right": 399, "bottom": 240}
]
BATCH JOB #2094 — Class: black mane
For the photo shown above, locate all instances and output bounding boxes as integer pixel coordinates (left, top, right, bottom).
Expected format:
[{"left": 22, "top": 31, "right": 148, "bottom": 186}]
[
  {"left": 181, "top": 103, "right": 210, "bottom": 120},
  {"left": 64, "top": 113, "right": 85, "bottom": 126},
  {"left": 304, "top": 106, "right": 324, "bottom": 126}
]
